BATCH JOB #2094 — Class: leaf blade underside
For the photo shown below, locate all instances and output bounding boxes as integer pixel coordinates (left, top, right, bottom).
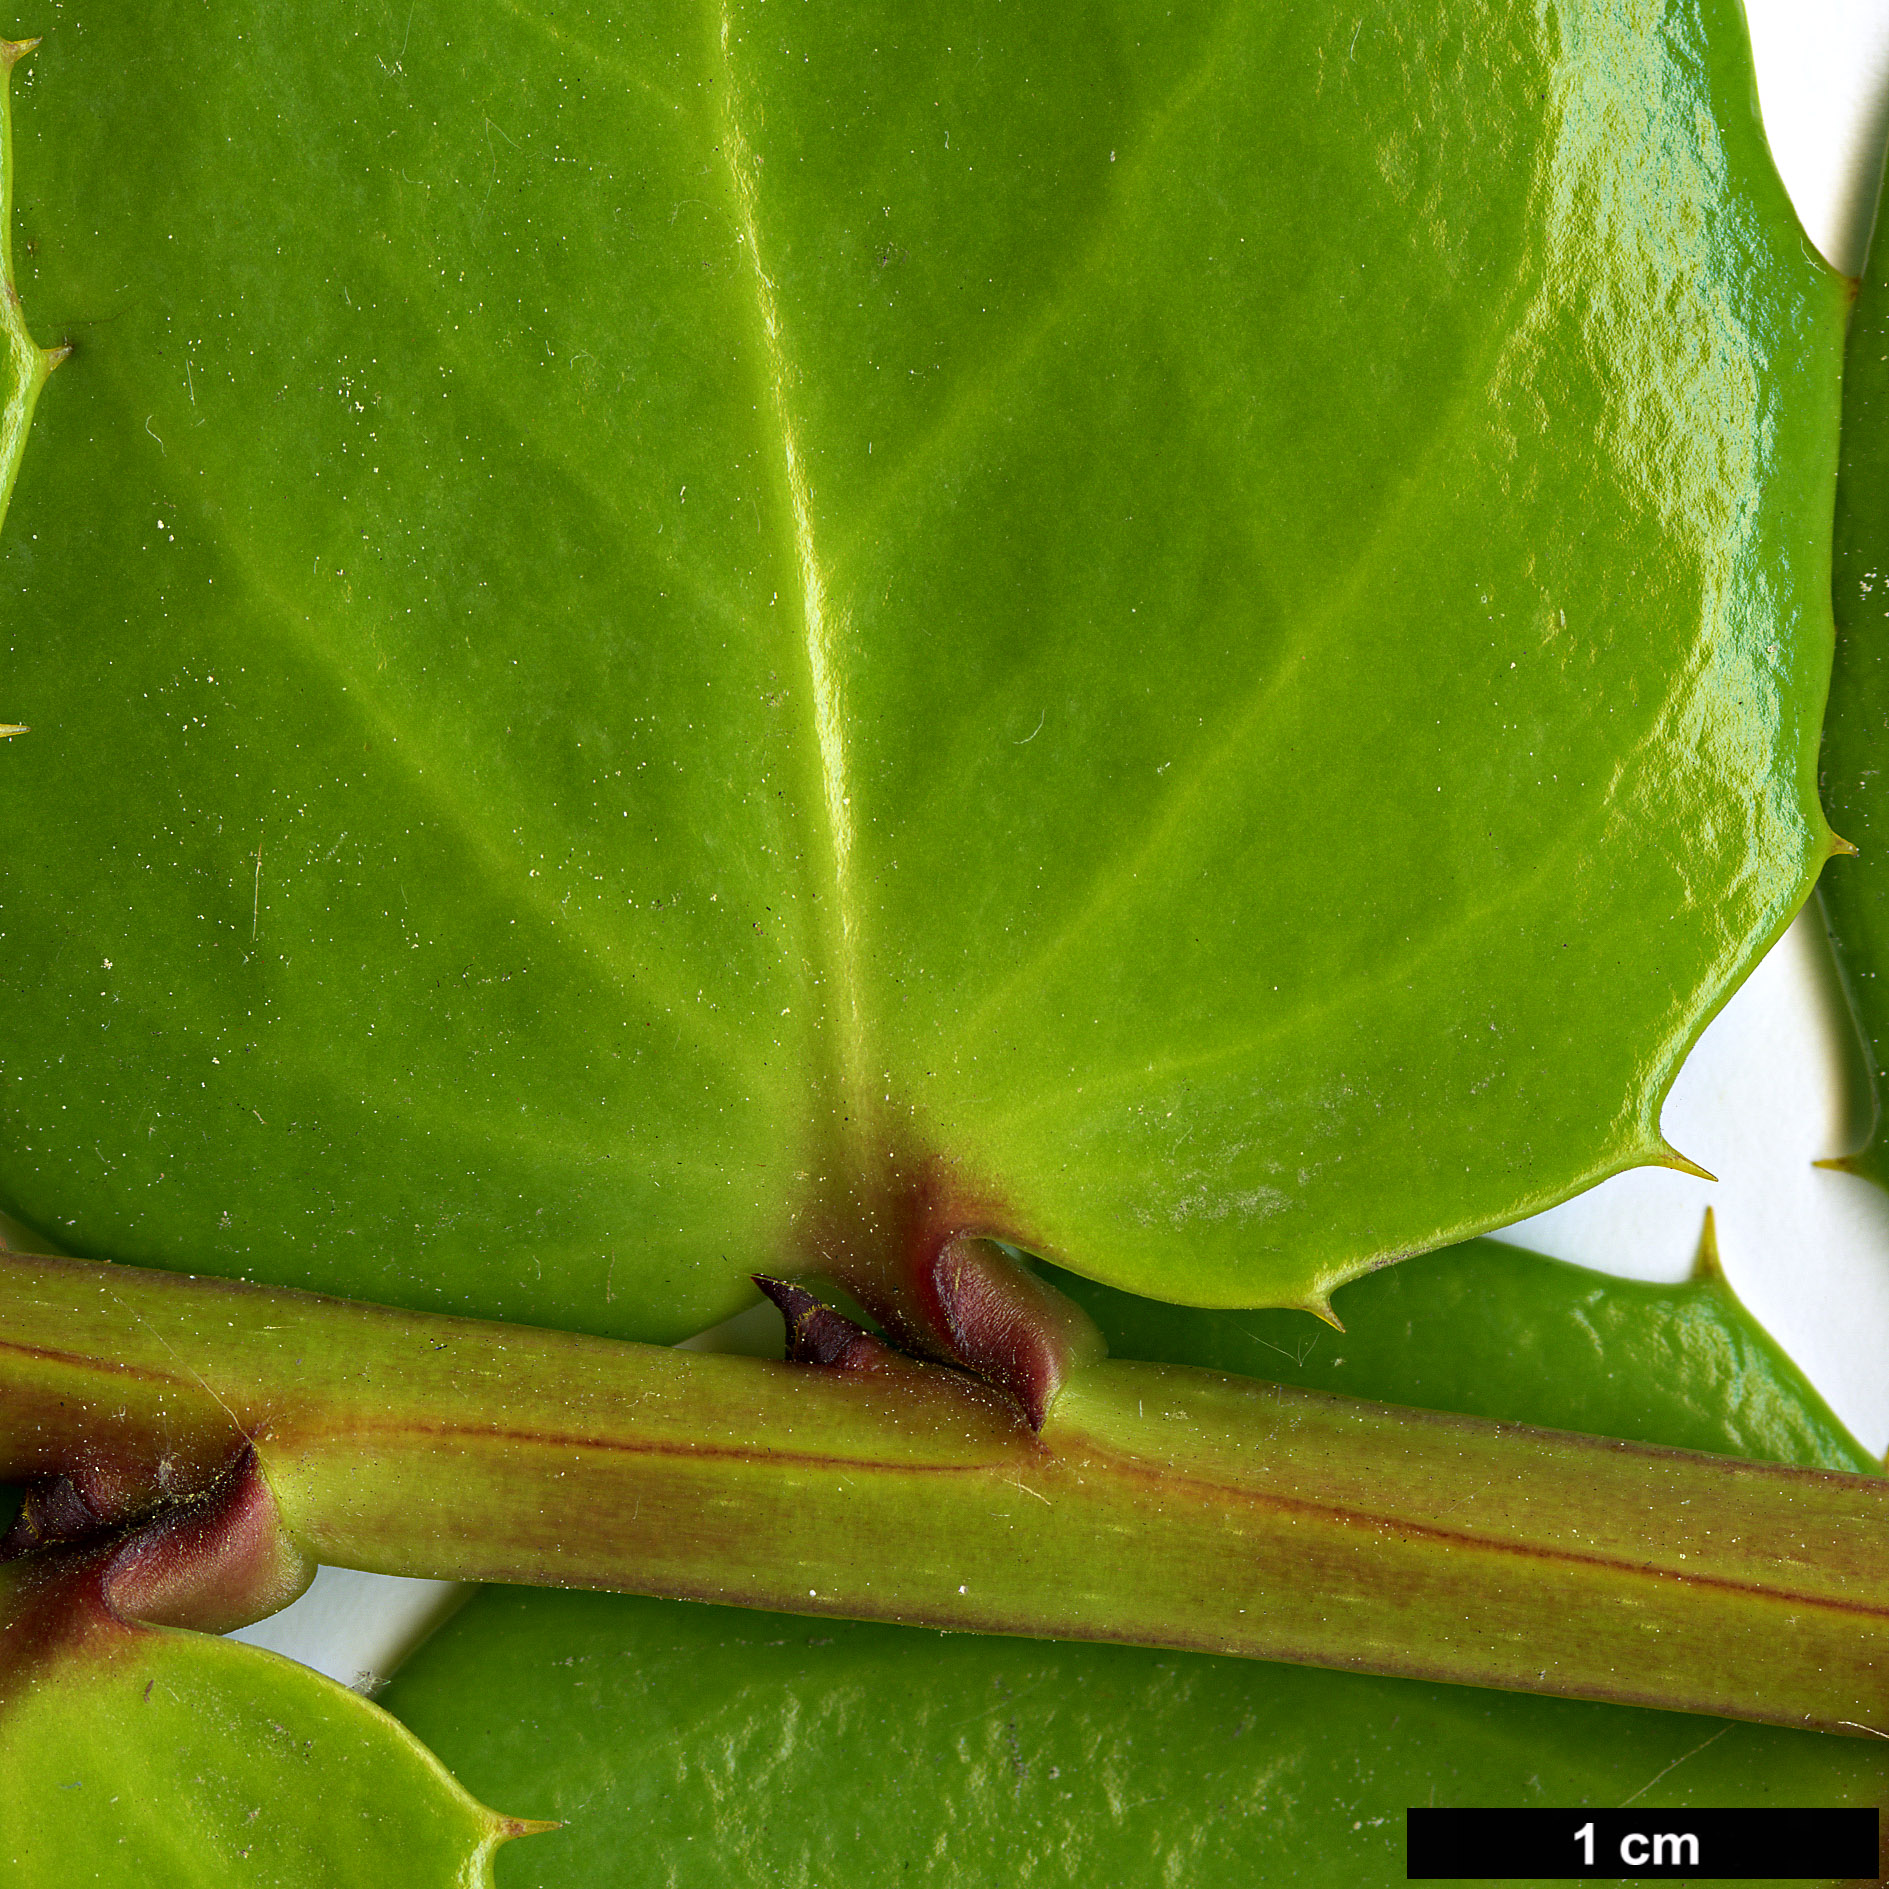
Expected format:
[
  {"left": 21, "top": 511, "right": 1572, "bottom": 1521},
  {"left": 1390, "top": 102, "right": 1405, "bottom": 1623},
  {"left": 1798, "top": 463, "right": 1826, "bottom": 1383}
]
[{"left": 0, "top": 3, "right": 1845, "bottom": 1331}]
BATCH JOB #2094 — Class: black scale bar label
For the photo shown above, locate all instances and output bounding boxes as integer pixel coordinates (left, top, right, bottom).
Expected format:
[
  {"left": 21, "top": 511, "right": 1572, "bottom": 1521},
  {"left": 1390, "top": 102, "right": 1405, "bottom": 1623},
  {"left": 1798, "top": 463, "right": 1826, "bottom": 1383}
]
[{"left": 1406, "top": 1808, "right": 1879, "bottom": 1880}]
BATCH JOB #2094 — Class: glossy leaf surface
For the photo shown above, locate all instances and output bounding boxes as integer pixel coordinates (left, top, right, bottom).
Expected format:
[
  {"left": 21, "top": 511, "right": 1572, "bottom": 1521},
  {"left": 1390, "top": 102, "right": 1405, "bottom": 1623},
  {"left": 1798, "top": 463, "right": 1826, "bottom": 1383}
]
[
  {"left": 390, "top": 1595, "right": 1885, "bottom": 1889},
  {"left": 382, "top": 1238, "right": 1884, "bottom": 1887},
  {"left": 0, "top": 0, "right": 1846, "bottom": 1334},
  {"left": 0, "top": 1563, "right": 532, "bottom": 1887},
  {"left": 1825, "top": 158, "right": 1889, "bottom": 1184}
]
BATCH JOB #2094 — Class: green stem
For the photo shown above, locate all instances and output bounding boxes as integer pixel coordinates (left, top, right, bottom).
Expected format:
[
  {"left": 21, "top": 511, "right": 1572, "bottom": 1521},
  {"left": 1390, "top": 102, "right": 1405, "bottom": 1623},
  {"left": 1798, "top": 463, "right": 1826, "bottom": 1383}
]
[{"left": 3, "top": 1248, "right": 1885, "bottom": 1733}]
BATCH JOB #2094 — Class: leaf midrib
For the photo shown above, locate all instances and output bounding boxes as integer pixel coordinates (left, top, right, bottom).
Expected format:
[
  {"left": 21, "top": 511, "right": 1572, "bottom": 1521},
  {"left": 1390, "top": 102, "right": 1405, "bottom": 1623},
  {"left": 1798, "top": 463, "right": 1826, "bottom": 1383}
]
[{"left": 709, "top": 3, "right": 869, "bottom": 1141}]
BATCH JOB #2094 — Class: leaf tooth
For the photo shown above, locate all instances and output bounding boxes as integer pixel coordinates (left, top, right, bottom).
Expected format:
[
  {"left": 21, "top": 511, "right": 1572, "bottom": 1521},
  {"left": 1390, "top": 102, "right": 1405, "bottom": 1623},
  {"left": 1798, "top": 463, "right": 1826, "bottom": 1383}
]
[
  {"left": 1828, "top": 828, "right": 1861, "bottom": 859},
  {"left": 1688, "top": 1204, "right": 1726, "bottom": 1286},
  {"left": 1652, "top": 1141, "right": 1717, "bottom": 1183},
  {"left": 0, "top": 37, "right": 38, "bottom": 71}
]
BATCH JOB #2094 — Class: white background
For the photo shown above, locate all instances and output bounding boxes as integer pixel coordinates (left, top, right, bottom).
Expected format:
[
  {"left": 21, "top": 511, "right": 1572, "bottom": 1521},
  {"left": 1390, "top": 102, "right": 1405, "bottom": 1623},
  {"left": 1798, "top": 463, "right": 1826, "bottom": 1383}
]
[{"left": 232, "top": 0, "right": 1889, "bottom": 1691}]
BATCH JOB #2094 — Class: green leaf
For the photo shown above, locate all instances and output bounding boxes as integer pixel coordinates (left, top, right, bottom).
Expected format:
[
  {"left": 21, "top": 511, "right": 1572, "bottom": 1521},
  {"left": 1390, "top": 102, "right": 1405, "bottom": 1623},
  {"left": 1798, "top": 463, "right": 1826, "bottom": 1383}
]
[
  {"left": 0, "top": 1559, "right": 537, "bottom": 1887},
  {"left": 387, "top": 1596, "right": 1885, "bottom": 1889},
  {"left": 1823, "top": 157, "right": 1889, "bottom": 1186},
  {"left": 379, "top": 1237, "right": 1884, "bottom": 1887},
  {"left": 0, "top": 0, "right": 1846, "bottom": 1335}
]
